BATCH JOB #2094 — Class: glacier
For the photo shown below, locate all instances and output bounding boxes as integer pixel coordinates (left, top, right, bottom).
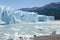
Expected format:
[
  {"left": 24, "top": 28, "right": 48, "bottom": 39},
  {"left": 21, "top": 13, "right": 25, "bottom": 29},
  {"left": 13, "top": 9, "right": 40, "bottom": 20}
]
[
  {"left": 0, "top": 6, "right": 54, "bottom": 25},
  {"left": 47, "top": 16, "right": 54, "bottom": 21},
  {"left": 37, "top": 15, "right": 47, "bottom": 22}
]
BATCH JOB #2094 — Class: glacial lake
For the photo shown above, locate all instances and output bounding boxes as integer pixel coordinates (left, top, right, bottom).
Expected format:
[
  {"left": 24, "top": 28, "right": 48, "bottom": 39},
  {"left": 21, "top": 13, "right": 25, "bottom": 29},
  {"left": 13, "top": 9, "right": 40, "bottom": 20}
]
[{"left": 0, "top": 22, "right": 60, "bottom": 40}]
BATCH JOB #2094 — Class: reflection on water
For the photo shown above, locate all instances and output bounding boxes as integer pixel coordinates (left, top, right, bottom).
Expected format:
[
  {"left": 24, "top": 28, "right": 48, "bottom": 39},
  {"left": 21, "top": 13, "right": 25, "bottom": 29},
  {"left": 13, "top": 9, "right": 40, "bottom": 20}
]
[{"left": 0, "top": 23, "right": 60, "bottom": 40}]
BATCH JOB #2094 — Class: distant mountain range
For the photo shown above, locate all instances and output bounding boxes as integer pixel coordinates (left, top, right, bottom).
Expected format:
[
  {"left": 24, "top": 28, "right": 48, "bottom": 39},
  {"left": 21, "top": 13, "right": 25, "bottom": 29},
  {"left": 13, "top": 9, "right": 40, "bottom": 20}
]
[{"left": 20, "top": 2, "right": 60, "bottom": 20}]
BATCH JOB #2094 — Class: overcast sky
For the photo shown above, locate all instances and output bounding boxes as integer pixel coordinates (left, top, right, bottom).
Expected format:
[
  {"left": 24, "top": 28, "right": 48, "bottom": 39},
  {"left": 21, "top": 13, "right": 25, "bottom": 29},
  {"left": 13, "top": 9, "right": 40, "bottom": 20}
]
[{"left": 0, "top": 0, "right": 60, "bottom": 10}]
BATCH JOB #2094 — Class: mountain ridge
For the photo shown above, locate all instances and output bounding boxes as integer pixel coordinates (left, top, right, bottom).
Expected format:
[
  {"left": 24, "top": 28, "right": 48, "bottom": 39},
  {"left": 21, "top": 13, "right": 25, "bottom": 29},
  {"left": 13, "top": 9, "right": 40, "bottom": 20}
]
[{"left": 20, "top": 2, "right": 60, "bottom": 20}]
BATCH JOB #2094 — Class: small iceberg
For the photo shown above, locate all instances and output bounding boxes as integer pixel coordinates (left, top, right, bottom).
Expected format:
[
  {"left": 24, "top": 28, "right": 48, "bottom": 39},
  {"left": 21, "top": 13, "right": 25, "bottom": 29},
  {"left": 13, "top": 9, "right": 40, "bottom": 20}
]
[{"left": 0, "top": 20, "right": 5, "bottom": 25}]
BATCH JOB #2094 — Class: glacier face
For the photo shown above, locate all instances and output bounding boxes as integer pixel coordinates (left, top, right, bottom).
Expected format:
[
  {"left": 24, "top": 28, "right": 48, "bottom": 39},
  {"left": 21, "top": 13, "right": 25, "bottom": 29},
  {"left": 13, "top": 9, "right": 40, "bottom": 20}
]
[
  {"left": 0, "top": 6, "right": 54, "bottom": 25},
  {"left": 37, "top": 15, "right": 47, "bottom": 22},
  {"left": 47, "top": 16, "right": 54, "bottom": 21},
  {"left": 0, "top": 6, "right": 38, "bottom": 24},
  {"left": 0, "top": 6, "right": 14, "bottom": 24}
]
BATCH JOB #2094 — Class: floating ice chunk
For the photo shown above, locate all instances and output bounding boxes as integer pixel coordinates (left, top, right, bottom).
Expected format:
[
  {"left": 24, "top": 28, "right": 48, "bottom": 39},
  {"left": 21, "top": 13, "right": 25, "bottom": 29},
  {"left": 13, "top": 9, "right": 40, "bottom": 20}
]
[
  {"left": 7, "top": 38, "right": 13, "bottom": 40},
  {"left": 0, "top": 20, "right": 5, "bottom": 25},
  {"left": 35, "top": 26, "right": 43, "bottom": 29}
]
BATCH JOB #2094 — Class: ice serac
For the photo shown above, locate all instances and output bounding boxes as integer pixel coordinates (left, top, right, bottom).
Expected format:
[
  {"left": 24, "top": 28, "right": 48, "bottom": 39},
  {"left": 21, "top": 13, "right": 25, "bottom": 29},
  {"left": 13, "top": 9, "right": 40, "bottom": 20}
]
[
  {"left": 0, "top": 6, "right": 23, "bottom": 24},
  {"left": 0, "top": 6, "right": 13, "bottom": 24}
]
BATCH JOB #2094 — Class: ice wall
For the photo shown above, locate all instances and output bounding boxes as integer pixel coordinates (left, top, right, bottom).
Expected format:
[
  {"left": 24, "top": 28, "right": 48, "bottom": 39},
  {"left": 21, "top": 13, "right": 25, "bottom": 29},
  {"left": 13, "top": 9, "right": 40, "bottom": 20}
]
[
  {"left": 37, "top": 15, "right": 47, "bottom": 22},
  {"left": 0, "top": 6, "right": 38, "bottom": 24},
  {"left": 25, "top": 12, "right": 37, "bottom": 22},
  {"left": 0, "top": 6, "right": 54, "bottom": 25},
  {"left": 0, "top": 6, "right": 13, "bottom": 24},
  {"left": 47, "top": 16, "right": 54, "bottom": 21},
  {"left": 37, "top": 15, "right": 55, "bottom": 22}
]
